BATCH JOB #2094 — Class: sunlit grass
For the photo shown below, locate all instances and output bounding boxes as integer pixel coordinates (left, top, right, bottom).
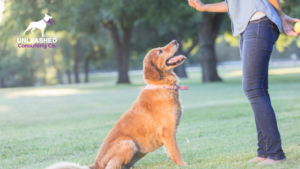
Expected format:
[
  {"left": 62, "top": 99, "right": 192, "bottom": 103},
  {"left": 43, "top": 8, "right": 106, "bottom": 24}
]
[
  {"left": 0, "top": 66, "right": 299, "bottom": 169},
  {"left": 219, "top": 67, "right": 300, "bottom": 78},
  {"left": 1, "top": 88, "right": 86, "bottom": 99},
  {"left": 85, "top": 66, "right": 300, "bottom": 84}
]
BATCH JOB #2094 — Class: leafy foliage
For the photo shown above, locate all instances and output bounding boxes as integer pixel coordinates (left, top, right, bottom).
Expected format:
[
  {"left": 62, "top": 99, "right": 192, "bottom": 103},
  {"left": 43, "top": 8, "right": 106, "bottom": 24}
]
[{"left": 0, "top": 0, "right": 299, "bottom": 87}]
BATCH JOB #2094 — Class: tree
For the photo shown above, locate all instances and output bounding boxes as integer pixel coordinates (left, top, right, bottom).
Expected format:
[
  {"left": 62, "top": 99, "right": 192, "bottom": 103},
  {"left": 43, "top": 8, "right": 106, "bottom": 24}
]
[
  {"left": 198, "top": 12, "right": 224, "bottom": 82},
  {"left": 129, "top": 0, "right": 228, "bottom": 81},
  {"left": 99, "top": 0, "right": 158, "bottom": 83},
  {"left": 146, "top": 0, "right": 227, "bottom": 82},
  {"left": 162, "top": 1, "right": 200, "bottom": 78},
  {"left": 127, "top": 0, "right": 200, "bottom": 78},
  {"left": 101, "top": 20, "right": 132, "bottom": 84},
  {"left": 58, "top": 34, "right": 74, "bottom": 84},
  {"left": 0, "top": 40, "right": 7, "bottom": 88},
  {"left": 1, "top": 0, "right": 111, "bottom": 85}
]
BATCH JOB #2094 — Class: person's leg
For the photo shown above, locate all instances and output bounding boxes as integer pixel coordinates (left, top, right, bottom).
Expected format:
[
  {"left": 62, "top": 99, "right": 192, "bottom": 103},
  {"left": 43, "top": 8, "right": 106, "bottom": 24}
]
[
  {"left": 240, "top": 27, "right": 267, "bottom": 162},
  {"left": 253, "top": 69, "right": 272, "bottom": 160},
  {"left": 241, "top": 18, "right": 285, "bottom": 161},
  {"left": 254, "top": 67, "right": 269, "bottom": 159},
  {"left": 259, "top": 51, "right": 286, "bottom": 165},
  {"left": 262, "top": 70, "right": 271, "bottom": 102}
]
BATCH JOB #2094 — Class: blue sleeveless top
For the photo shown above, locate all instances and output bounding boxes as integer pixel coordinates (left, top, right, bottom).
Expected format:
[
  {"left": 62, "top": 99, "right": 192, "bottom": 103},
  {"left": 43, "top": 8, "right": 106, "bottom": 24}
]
[{"left": 225, "top": 0, "right": 282, "bottom": 36}]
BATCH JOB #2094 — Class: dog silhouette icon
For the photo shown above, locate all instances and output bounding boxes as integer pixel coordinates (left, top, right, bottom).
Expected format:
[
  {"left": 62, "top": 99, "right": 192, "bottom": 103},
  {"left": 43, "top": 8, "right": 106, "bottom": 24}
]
[{"left": 23, "top": 13, "right": 53, "bottom": 37}]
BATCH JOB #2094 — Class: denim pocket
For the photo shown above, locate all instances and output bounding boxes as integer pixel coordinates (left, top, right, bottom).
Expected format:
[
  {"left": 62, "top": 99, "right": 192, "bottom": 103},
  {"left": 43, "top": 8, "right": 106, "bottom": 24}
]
[
  {"left": 271, "top": 24, "right": 280, "bottom": 43},
  {"left": 257, "top": 22, "right": 275, "bottom": 44}
]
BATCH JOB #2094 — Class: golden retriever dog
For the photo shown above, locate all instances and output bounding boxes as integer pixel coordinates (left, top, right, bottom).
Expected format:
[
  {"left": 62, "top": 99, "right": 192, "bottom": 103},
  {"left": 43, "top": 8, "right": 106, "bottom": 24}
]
[{"left": 46, "top": 40, "right": 189, "bottom": 169}]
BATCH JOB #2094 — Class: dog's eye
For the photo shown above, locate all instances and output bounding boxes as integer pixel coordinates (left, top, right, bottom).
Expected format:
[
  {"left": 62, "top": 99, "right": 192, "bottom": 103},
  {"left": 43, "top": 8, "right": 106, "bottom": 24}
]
[{"left": 158, "top": 50, "right": 163, "bottom": 54}]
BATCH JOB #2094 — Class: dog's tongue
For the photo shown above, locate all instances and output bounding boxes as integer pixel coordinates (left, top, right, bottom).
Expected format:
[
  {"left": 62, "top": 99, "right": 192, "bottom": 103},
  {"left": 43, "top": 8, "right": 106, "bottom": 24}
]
[{"left": 168, "top": 55, "right": 187, "bottom": 64}]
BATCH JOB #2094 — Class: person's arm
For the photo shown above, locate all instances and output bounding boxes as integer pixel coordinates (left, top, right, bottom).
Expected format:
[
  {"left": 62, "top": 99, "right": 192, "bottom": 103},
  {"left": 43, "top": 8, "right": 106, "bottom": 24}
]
[
  {"left": 188, "top": 0, "right": 228, "bottom": 13},
  {"left": 268, "top": 0, "right": 300, "bottom": 36}
]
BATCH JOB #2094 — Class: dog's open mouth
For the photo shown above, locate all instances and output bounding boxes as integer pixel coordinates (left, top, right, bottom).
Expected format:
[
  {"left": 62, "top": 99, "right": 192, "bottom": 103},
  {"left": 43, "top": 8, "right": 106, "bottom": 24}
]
[{"left": 166, "top": 55, "right": 187, "bottom": 66}]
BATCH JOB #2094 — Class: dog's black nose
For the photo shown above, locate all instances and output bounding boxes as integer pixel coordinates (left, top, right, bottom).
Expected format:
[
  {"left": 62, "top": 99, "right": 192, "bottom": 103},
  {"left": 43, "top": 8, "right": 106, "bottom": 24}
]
[{"left": 172, "top": 40, "right": 178, "bottom": 45}]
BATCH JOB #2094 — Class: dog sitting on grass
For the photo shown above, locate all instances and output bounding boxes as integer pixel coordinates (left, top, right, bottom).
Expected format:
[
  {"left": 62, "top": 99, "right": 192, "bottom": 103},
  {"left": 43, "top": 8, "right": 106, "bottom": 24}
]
[{"left": 46, "top": 40, "right": 188, "bottom": 169}]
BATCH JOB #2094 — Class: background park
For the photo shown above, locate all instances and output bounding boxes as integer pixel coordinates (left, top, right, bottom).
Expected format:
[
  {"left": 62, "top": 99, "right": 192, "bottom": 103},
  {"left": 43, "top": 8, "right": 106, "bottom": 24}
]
[{"left": 0, "top": 0, "right": 299, "bottom": 168}]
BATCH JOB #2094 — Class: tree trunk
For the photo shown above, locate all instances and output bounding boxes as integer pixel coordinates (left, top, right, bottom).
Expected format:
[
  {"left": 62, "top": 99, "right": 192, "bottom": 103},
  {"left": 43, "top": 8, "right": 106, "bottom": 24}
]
[
  {"left": 43, "top": 69, "right": 47, "bottom": 85},
  {"left": 0, "top": 78, "right": 4, "bottom": 88},
  {"left": 66, "top": 69, "right": 72, "bottom": 84},
  {"left": 56, "top": 68, "right": 63, "bottom": 84},
  {"left": 116, "top": 29, "right": 131, "bottom": 84},
  {"left": 84, "top": 54, "right": 92, "bottom": 83},
  {"left": 174, "top": 44, "right": 188, "bottom": 78},
  {"left": 198, "top": 12, "right": 223, "bottom": 82},
  {"left": 0, "top": 43, "right": 6, "bottom": 88},
  {"left": 74, "top": 62, "right": 80, "bottom": 83},
  {"left": 172, "top": 32, "right": 198, "bottom": 78},
  {"left": 51, "top": 54, "right": 63, "bottom": 85},
  {"left": 174, "top": 62, "right": 188, "bottom": 78},
  {"left": 74, "top": 42, "right": 81, "bottom": 83},
  {"left": 106, "top": 21, "right": 131, "bottom": 84},
  {"left": 200, "top": 44, "right": 221, "bottom": 82}
]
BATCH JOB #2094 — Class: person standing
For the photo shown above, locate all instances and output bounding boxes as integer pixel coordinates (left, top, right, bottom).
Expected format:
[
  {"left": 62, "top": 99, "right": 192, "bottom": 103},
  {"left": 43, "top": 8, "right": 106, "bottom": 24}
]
[{"left": 188, "top": 0, "right": 299, "bottom": 165}]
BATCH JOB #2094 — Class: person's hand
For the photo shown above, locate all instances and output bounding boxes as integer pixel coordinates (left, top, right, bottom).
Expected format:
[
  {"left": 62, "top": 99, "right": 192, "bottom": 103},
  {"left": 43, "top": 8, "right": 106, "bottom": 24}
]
[
  {"left": 188, "top": 0, "right": 206, "bottom": 11},
  {"left": 280, "top": 13, "right": 300, "bottom": 36}
]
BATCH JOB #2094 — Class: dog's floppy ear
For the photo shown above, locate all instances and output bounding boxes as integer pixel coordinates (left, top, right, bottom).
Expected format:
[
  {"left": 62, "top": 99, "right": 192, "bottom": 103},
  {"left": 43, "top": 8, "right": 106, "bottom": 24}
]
[{"left": 144, "top": 61, "right": 162, "bottom": 81}]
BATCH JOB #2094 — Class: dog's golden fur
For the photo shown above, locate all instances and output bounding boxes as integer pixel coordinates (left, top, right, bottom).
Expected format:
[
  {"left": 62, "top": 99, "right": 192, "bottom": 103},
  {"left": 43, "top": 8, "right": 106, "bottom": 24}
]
[{"left": 46, "top": 40, "right": 186, "bottom": 169}]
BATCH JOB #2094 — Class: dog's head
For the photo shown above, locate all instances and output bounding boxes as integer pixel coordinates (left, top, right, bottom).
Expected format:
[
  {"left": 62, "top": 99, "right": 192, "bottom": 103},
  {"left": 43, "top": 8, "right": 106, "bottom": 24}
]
[
  {"left": 143, "top": 40, "right": 186, "bottom": 85},
  {"left": 44, "top": 13, "right": 52, "bottom": 20}
]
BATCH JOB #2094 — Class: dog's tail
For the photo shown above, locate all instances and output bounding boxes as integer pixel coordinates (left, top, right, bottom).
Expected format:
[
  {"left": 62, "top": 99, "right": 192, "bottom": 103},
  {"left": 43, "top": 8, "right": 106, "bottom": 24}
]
[{"left": 45, "top": 162, "right": 93, "bottom": 169}]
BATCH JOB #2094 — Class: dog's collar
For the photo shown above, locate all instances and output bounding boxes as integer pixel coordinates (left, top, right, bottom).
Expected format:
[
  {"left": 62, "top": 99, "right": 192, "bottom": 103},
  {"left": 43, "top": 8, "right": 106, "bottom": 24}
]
[
  {"left": 43, "top": 18, "right": 54, "bottom": 25},
  {"left": 145, "top": 84, "right": 189, "bottom": 91}
]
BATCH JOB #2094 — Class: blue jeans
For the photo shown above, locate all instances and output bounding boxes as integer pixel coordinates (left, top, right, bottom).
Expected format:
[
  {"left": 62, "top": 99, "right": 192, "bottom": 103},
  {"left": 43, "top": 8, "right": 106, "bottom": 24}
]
[{"left": 239, "top": 17, "right": 285, "bottom": 160}]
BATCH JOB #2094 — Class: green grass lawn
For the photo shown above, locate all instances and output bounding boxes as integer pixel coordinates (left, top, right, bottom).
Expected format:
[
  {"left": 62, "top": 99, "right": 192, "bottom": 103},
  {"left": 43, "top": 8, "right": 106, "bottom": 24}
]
[{"left": 0, "top": 67, "right": 300, "bottom": 169}]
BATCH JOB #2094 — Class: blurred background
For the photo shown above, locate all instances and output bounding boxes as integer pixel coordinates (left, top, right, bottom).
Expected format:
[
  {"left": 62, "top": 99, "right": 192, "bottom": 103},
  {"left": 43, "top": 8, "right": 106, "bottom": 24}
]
[
  {"left": 0, "top": 0, "right": 299, "bottom": 87},
  {"left": 1, "top": 1, "right": 300, "bottom": 168}
]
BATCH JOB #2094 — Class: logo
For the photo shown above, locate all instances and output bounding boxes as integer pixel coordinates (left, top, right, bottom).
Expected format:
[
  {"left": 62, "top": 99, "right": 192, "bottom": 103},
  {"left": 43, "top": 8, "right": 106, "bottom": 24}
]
[
  {"left": 24, "top": 13, "right": 54, "bottom": 37},
  {"left": 18, "top": 13, "right": 57, "bottom": 49}
]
